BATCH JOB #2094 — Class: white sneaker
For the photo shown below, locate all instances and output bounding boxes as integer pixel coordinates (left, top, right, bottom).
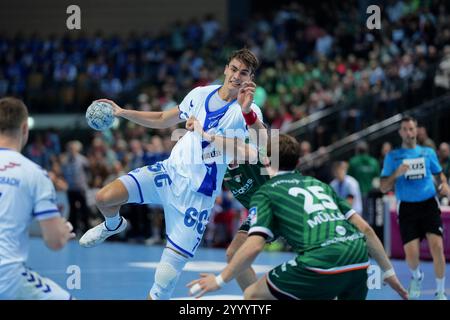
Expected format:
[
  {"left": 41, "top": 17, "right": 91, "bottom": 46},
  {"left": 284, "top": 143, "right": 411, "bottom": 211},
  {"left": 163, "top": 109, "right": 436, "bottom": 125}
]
[
  {"left": 435, "top": 292, "right": 448, "bottom": 300},
  {"left": 79, "top": 218, "right": 127, "bottom": 248},
  {"left": 408, "top": 271, "right": 424, "bottom": 300}
]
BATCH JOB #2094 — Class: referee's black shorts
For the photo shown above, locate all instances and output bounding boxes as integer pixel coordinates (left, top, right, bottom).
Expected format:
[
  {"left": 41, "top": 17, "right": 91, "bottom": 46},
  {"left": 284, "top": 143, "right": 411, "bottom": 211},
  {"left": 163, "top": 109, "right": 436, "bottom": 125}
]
[{"left": 398, "top": 197, "right": 443, "bottom": 245}]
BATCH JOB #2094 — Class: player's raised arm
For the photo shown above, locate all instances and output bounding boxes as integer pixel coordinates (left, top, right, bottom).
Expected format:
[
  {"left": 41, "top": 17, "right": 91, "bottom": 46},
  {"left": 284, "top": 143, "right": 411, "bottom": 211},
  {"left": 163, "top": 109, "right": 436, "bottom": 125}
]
[{"left": 95, "top": 98, "right": 184, "bottom": 129}]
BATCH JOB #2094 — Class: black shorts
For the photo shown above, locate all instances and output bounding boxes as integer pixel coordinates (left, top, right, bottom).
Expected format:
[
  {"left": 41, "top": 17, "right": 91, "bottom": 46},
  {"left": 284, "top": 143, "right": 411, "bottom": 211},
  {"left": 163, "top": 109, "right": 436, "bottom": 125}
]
[{"left": 398, "top": 197, "right": 443, "bottom": 245}]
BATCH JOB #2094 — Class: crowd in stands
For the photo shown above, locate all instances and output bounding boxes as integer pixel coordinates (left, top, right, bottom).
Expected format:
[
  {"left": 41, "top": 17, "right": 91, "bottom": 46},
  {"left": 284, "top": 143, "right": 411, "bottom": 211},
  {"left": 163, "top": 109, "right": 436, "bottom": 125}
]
[{"left": 3, "top": 0, "right": 450, "bottom": 248}]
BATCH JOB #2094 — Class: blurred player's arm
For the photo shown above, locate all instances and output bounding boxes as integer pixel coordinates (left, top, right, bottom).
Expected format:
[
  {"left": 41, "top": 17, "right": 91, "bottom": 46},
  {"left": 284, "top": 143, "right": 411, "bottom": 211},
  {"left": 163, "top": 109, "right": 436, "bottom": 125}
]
[
  {"left": 96, "top": 99, "right": 184, "bottom": 129},
  {"left": 39, "top": 217, "right": 75, "bottom": 250},
  {"left": 436, "top": 172, "right": 449, "bottom": 196},
  {"left": 380, "top": 163, "right": 409, "bottom": 193},
  {"left": 348, "top": 212, "right": 408, "bottom": 299},
  {"left": 186, "top": 116, "right": 258, "bottom": 161}
]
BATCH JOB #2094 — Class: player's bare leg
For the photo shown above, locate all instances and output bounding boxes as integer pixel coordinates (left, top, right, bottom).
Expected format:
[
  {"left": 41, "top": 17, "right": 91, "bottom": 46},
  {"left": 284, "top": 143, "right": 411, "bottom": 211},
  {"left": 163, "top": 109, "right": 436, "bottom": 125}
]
[
  {"left": 404, "top": 239, "right": 423, "bottom": 299},
  {"left": 95, "top": 179, "right": 129, "bottom": 216},
  {"left": 147, "top": 247, "right": 189, "bottom": 300},
  {"left": 79, "top": 179, "right": 129, "bottom": 247},
  {"left": 243, "top": 275, "right": 276, "bottom": 300},
  {"left": 426, "top": 233, "right": 447, "bottom": 299},
  {"left": 226, "top": 232, "right": 257, "bottom": 291}
]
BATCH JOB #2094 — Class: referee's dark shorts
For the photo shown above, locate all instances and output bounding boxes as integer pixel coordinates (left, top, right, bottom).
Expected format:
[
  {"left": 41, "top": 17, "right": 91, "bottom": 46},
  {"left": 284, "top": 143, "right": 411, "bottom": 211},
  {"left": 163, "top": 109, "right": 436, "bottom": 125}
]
[{"left": 398, "top": 197, "right": 443, "bottom": 245}]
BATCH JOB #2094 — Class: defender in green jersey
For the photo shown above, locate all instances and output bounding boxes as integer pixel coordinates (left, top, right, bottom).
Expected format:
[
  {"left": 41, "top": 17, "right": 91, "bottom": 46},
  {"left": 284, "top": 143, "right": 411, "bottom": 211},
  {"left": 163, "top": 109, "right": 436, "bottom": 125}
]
[
  {"left": 223, "top": 161, "right": 271, "bottom": 290},
  {"left": 188, "top": 134, "right": 408, "bottom": 300},
  {"left": 186, "top": 115, "right": 271, "bottom": 291}
]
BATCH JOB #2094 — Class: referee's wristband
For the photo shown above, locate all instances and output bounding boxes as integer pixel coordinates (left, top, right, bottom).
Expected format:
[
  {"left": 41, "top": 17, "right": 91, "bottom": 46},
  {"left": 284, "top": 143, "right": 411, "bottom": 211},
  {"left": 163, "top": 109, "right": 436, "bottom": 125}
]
[
  {"left": 215, "top": 274, "right": 225, "bottom": 288},
  {"left": 382, "top": 268, "right": 396, "bottom": 281}
]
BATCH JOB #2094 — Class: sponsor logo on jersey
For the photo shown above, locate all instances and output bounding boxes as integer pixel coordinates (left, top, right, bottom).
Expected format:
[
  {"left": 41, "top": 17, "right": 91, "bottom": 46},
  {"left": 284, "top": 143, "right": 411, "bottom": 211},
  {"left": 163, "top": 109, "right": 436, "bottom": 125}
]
[
  {"left": 0, "top": 176, "right": 20, "bottom": 186},
  {"left": 335, "top": 225, "right": 347, "bottom": 236},
  {"left": 230, "top": 178, "right": 254, "bottom": 196},
  {"left": 0, "top": 162, "right": 21, "bottom": 172}
]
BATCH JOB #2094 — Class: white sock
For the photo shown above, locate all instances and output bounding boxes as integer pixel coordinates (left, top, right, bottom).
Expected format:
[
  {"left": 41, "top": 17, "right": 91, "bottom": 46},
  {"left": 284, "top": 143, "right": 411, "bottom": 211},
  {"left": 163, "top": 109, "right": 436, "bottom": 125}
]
[
  {"left": 105, "top": 213, "right": 122, "bottom": 231},
  {"left": 436, "top": 277, "right": 446, "bottom": 293},
  {"left": 410, "top": 267, "right": 423, "bottom": 280}
]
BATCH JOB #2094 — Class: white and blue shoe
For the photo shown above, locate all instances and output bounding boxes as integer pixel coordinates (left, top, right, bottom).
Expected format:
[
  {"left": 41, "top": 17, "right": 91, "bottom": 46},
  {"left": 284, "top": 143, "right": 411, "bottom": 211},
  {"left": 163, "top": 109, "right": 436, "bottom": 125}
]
[
  {"left": 435, "top": 291, "right": 448, "bottom": 300},
  {"left": 79, "top": 218, "right": 127, "bottom": 248},
  {"left": 408, "top": 271, "right": 424, "bottom": 300}
]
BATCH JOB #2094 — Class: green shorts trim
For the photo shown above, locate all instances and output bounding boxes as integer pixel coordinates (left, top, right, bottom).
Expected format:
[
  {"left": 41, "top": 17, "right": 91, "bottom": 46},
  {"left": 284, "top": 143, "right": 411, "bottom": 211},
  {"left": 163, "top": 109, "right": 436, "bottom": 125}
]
[{"left": 266, "top": 260, "right": 368, "bottom": 300}]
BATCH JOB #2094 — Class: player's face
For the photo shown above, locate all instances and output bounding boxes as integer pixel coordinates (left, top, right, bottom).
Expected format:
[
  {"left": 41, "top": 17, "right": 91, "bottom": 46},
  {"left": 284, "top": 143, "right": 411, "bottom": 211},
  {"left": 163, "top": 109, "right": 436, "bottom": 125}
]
[
  {"left": 223, "top": 59, "right": 253, "bottom": 93},
  {"left": 399, "top": 120, "right": 417, "bottom": 145}
]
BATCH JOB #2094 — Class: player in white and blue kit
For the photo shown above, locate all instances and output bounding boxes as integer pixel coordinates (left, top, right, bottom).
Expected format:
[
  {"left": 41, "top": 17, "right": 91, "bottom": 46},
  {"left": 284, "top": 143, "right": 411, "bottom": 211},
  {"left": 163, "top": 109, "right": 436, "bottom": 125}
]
[
  {"left": 380, "top": 116, "right": 449, "bottom": 300},
  {"left": 0, "top": 97, "right": 75, "bottom": 300},
  {"left": 79, "top": 49, "right": 266, "bottom": 299}
]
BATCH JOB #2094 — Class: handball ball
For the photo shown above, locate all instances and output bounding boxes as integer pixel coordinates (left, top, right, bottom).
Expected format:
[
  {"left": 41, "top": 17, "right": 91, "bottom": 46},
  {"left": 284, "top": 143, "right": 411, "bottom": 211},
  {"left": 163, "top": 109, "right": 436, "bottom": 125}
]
[{"left": 86, "top": 101, "right": 115, "bottom": 131}]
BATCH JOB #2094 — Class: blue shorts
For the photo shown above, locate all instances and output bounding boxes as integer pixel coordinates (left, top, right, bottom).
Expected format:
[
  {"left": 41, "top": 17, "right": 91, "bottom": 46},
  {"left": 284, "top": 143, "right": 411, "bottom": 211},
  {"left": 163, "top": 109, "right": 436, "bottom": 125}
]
[{"left": 119, "top": 161, "right": 216, "bottom": 257}]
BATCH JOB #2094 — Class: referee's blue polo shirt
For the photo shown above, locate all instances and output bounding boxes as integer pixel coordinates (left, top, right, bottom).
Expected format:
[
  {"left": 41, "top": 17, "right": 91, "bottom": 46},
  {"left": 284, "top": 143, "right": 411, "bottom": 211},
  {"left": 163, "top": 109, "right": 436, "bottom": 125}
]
[{"left": 381, "top": 145, "right": 442, "bottom": 202}]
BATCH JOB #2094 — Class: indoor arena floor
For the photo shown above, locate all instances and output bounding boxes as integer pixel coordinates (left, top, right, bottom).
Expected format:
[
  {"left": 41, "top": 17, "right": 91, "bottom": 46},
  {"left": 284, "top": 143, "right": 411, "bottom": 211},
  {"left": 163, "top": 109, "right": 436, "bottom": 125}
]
[{"left": 27, "top": 238, "right": 449, "bottom": 300}]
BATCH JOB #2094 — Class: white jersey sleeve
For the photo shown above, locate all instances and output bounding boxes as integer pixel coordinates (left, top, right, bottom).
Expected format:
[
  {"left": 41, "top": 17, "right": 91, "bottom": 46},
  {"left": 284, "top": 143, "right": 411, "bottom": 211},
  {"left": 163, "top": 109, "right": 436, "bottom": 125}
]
[
  {"left": 177, "top": 87, "right": 203, "bottom": 121},
  {"left": 31, "top": 167, "right": 60, "bottom": 221}
]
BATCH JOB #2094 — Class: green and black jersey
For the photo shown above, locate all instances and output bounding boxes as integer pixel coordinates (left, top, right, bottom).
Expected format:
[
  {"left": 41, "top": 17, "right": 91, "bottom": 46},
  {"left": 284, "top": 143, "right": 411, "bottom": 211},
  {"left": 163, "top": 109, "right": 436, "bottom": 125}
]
[
  {"left": 248, "top": 172, "right": 369, "bottom": 273},
  {"left": 223, "top": 162, "right": 270, "bottom": 232}
]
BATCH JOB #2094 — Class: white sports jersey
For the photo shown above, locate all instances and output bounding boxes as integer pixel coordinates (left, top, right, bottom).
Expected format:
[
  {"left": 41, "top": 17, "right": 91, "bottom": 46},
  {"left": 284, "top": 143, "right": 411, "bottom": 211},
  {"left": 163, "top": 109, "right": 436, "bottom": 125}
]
[
  {"left": 168, "top": 84, "right": 263, "bottom": 198},
  {"left": 0, "top": 148, "right": 60, "bottom": 267}
]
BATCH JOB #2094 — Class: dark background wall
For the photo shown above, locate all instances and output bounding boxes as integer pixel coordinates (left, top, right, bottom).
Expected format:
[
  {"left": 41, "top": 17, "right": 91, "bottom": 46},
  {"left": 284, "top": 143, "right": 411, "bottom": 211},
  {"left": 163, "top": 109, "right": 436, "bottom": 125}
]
[{"left": 0, "top": 0, "right": 227, "bottom": 36}]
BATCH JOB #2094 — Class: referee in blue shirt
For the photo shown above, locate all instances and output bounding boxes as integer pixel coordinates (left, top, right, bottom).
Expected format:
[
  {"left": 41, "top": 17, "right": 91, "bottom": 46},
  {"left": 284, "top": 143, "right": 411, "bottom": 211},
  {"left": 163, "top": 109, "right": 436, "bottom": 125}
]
[{"left": 381, "top": 116, "right": 449, "bottom": 300}]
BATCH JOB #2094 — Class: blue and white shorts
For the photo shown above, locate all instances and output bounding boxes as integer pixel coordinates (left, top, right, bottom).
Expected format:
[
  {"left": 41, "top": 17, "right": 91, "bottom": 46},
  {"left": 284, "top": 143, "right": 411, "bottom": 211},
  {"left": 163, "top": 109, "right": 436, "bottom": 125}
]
[
  {"left": 119, "top": 161, "right": 216, "bottom": 258},
  {"left": 0, "top": 263, "right": 72, "bottom": 300}
]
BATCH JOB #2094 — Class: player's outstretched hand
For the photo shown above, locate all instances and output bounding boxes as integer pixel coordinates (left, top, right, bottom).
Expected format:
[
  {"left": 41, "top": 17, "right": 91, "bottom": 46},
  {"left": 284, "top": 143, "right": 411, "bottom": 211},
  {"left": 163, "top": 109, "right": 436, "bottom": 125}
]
[
  {"left": 187, "top": 273, "right": 220, "bottom": 299},
  {"left": 384, "top": 274, "right": 409, "bottom": 300},
  {"left": 237, "top": 81, "right": 256, "bottom": 113},
  {"left": 95, "top": 98, "right": 124, "bottom": 117}
]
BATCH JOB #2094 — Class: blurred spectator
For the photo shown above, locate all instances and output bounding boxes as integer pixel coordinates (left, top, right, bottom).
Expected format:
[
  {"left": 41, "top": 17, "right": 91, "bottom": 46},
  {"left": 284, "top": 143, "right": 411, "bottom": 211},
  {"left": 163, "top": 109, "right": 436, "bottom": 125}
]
[
  {"left": 438, "top": 142, "right": 450, "bottom": 180},
  {"left": 417, "top": 125, "right": 437, "bottom": 149},
  {"left": 348, "top": 141, "right": 380, "bottom": 196},
  {"left": 25, "top": 134, "right": 51, "bottom": 170},
  {"left": 61, "top": 140, "right": 92, "bottom": 235},
  {"left": 347, "top": 141, "right": 381, "bottom": 221},
  {"left": 330, "top": 161, "right": 363, "bottom": 214}
]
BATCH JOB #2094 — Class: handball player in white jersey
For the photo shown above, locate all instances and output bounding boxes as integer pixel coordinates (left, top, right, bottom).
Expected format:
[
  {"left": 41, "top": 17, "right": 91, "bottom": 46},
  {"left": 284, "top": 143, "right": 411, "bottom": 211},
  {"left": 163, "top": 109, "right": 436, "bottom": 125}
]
[
  {"left": 79, "top": 48, "right": 266, "bottom": 300},
  {"left": 0, "top": 97, "right": 75, "bottom": 300}
]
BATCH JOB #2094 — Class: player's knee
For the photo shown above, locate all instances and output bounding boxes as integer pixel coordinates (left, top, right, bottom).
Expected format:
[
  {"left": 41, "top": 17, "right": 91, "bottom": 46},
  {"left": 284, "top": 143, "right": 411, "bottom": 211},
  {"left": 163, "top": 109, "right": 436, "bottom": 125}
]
[
  {"left": 429, "top": 239, "right": 444, "bottom": 253},
  {"left": 149, "top": 248, "right": 188, "bottom": 300}
]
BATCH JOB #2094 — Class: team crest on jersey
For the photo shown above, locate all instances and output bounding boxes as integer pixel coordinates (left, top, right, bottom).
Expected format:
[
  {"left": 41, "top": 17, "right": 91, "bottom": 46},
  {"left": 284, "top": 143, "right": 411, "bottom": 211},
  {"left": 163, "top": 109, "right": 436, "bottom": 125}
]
[
  {"left": 233, "top": 174, "right": 242, "bottom": 183},
  {"left": 335, "top": 225, "right": 347, "bottom": 236},
  {"left": 248, "top": 207, "right": 257, "bottom": 225}
]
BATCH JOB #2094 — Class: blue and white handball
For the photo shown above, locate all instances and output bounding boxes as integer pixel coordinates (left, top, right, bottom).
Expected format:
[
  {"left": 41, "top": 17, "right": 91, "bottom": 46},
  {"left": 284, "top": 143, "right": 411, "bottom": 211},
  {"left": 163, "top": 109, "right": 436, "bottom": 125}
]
[{"left": 86, "top": 101, "right": 115, "bottom": 131}]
